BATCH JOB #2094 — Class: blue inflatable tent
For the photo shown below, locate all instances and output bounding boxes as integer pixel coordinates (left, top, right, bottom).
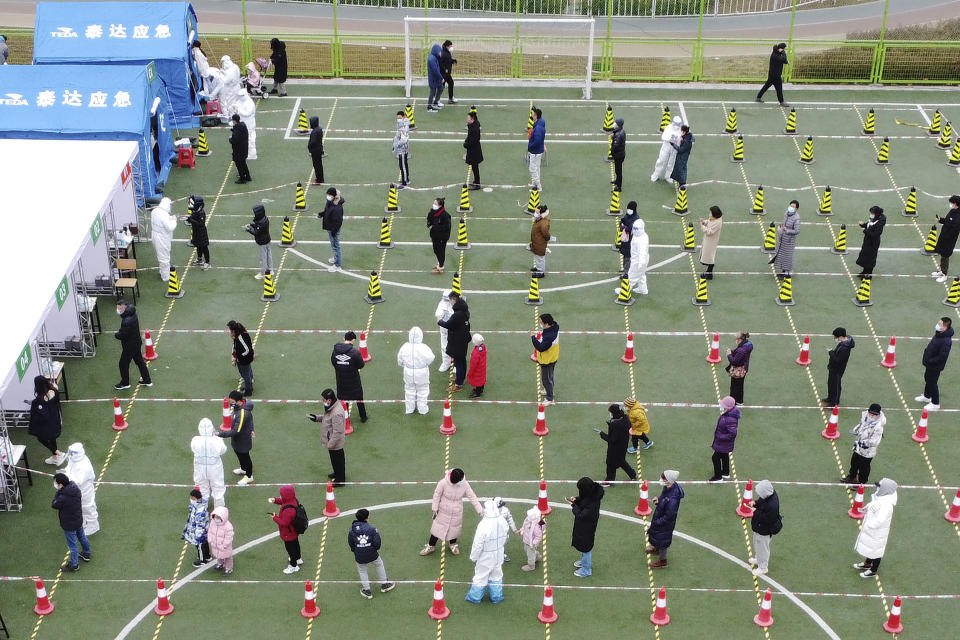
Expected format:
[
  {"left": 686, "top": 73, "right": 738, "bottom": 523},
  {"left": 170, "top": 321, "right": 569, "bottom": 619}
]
[
  {"left": 33, "top": 2, "right": 201, "bottom": 129},
  {"left": 0, "top": 63, "right": 176, "bottom": 203}
]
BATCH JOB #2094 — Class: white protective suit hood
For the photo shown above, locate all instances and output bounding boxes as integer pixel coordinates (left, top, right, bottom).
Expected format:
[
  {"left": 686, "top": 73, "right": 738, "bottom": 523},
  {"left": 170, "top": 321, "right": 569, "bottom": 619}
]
[
  {"left": 191, "top": 416, "right": 227, "bottom": 507},
  {"left": 156, "top": 198, "right": 172, "bottom": 216},
  {"left": 483, "top": 500, "right": 499, "bottom": 518},
  {"left": 198, "top": 417, "right": 215, "bottom": 436},
  {"left": 65, "top": 441, "right": 100, "bottom": 535},
  {"left": 408, "top": 326, "right": 423, "bottom": 344},
  {"left": 67, "top": 442, "right": 86, "bottom": 463}
]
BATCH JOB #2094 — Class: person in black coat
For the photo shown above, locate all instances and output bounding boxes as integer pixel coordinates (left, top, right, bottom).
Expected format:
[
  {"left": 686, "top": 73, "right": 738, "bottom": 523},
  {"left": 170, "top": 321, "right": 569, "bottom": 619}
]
[
  {"left": 821, "top": 327, "right": 854, "bottom": 406},
  {"left": 29, "top": 376, "right": 64, "bottom": 465},
  {"left": 319, "top": 187, "right": 345, "bottom": 271},
  {"left": 228, "top": 320, "right": 255, "bottom": 397},
  {"left": 596, "top": 404, "right": 637, "bottom": 483},
  {"left": 427, "top": 197, "right": 451, "bottom": 274},
  {"left": 230, "top": 114, "right": 251, "bottom": 184},
  {"left": 114, "top": 300, "right": 152, "bottom": 390},
  {"left": 933, "top": 195, "right": 960, "bottom": 282},
  {"left": 439, "top": 40, "right": 457, "bottom": 103},
  {"left": 856, "top": 205, "right": 886, "bottom": 277},
  {"left": 53, "top": 473, "right": 91, "bottom": 571},
  {"left": 307, "top": 116, "right": 324, "bottom": 184},
  {"left": 917, "top": 317, "right": 954, "bottom": 409},
  {"left": 749, "top": 480, "right": 782, "bottom": 576},
  {"left": 755, "top": 42, "right": 789, "bottom": 106},
  {"left": 182, "top": 195, "right": 211, "bottom": 269},
  {"left": 568, "top": 476, "right": 604, "bottom": 578},
  {"left": 437, "top": 292, "right": 471, "bottom": 391},
  {"left": 244, "top": 205, "right": 273, "bottom": 279},
  {"left": 610, "top": 118, "right": 626, "bottom": 191},
  {"left": 217, "top": 390, "right": 255, "bottom": 484},
  {"left": 269, "top": 38, "right": 288, "bottom": 96},
  {"left": 669, "top": 125, "right": 694, "bottom": 187},
  {"left": 464, "top": 113, "right": 483, "bottom": 189},
  {"left": 619, "top": 201, "right": 639, "bottom": 275},
  {"left": 332, "top": 331, "right": 367, "bottom": 422}
]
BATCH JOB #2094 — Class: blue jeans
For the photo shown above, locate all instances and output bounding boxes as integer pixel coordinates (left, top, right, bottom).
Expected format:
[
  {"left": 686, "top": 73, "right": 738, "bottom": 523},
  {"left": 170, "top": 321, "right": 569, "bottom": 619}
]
[
  {"left": 328, "top": 231, "right": 341, "bottom": 267},
  {"left": 64, "top": 528, "right": 91, "bottom": 566},
  {"left": 453, "top": 355, "right": 467, "bottom": 386},
  {"left": 237, "top": 363, "right": 254, "bottom": 395},
  {"left": 577, "top": 550, "right": 592, "bottom": 576}
]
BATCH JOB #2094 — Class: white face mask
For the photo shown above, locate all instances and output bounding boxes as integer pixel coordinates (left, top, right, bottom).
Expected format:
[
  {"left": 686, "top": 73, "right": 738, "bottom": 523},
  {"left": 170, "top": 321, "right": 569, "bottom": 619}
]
[
  {"left": 326, "top": 195, "right": 333, "bottom": 202},
  {"left": 627, "top": 209, "right": 635, "bottom": 215},
  {"left": 936, "top": 323, "right": 942, "bottom": 333},
  {"left": 869, "top": 214, "right": 875, "bottom": 220},
  {"left": 432, "top": 204, "right": 439, "bottom": 210},
  {"left": 787, "top": 206, "right": 797, "bottom": 214},
  {"left": 116, "top": 308, "right": 124, "bottom": 315},
  {"left": 54, "top": 480, "right": 60, "bottom": 490}
]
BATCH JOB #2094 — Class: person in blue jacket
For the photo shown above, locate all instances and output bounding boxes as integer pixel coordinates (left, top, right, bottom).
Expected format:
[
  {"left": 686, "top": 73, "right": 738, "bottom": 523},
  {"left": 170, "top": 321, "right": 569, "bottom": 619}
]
[
  {"left": 426, "top": 44, "right": 444, "bottom": 112},
  {"left": 348, "top": 509, "right": 396, "bottom": 599},
  {"left": 646, "top": 469, "right": 684, "bottom": 569},
  {"left": 527, "top": 108, "right": 545, "bottom": 190}
]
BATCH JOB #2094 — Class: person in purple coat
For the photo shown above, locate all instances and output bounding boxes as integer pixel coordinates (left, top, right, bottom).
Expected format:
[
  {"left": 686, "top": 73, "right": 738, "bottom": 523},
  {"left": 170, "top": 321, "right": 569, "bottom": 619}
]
[
  {"left": 708, "top": 396, "right": 740, "bottom": 482},
  {"left": 724, "top": 332, "right": 753, "bottom": 404}
]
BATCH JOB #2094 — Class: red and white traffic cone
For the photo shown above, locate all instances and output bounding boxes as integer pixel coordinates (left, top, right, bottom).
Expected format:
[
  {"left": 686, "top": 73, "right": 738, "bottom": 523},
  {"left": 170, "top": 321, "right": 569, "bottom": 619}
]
[
  {"left": 33, "top": 578, "right": 54, "bottom": 615},
  {"left": 945, "top": 488, "right": 960, "bottom": 522},
  {"left": 358, "top": 331, "right": 372, "bottom": 362},
  {"left": 795, "top": 334, "right": 811, "bottom": 366},
  {"left": 322, "top": 481, "right": 340, "bottom": 517},
  {"left": 912, "top": 409, "right": 929, "bottom": 443},
  {"left": 300, "top": 580, "right": 321, "bottom": 618},
  {"left": 342, "top": 401, "right": 354, "bottom": 436},
  {"left": 531, "top": 332, "right": 541, "bottom": 362},
  {"left": 220, "top": 398, "right": 232, "bottom": 432},
  {"left": 428, "top": 579, "right": 450, "bottom": 620},
  {"left": 880, "top": 336, "right": 897, "bottom": 368},
  {"left": 143, "top": 330, "right": 158, "bottom": 361},
  {"left": 883, "top": 595, "right": 904, "bottom": 634},
  {"left": 439, "top": 399, "right": 457, "bottom": 435},
  {"left": 706, "top": 332, "right": 721, "bottom": 364},
  {"left": 111, "top": 397, "right": 128, "bottom": 431},
  {"left": 533, "top": 403, "right": 549, "bottom": 436},
  {"left": 822, "top": 405, "right": 840, "bottom": 440},
  {"left": 621, "top": 333, "right": 637, "bottom": 363},
  {"left": 753, "top": 588, "right": 774, "bottom": 627},
  {"left": 154, "top": 577, "right": 174, "bottom": 616},
  {"left": 736, "top": 479, "right": 755, "bottom": 518},
  {"left": 537, "top": 585, "right": 558, "bottom": 624},
  {"left": 848, "top": 485, "right": 865, "bottom": 519},
  {"left": 634, "top": 479, "right": 653, "bottom": 516},
  {"left": 537, "top": 480, "right": 552, "bottom": 515},
  {"left": 649, "top": 586, "right": 670, "bottom": 626}
]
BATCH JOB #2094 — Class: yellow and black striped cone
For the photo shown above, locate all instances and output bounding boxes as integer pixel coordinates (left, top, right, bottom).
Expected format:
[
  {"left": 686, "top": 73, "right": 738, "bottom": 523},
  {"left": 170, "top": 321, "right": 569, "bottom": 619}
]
[
  {"left": 784, "top": 108, "right": 797, "bottom": 135},
  {"left": 196, "top": 128, "right": 211, "bottom": 156},
  {"left": 527, "top": 107, "right": 535, "bottom": 133},
  {"left": 949, "top": 139, "right": 960, "bottom": 166},
  {"left": 385, "top": 183, "right": 400, "bottom": 213},
  {"left": 922, "top": 225, "right": 938, "bottom": 255},
  {"left": 280, "top": 216, "right": 296, "bottom": 247},
  {"left": 724, "top": 108, "right": 738, "bottom": 134},
  {"left": 875, "top": 137, "right": 891, "bottom": 164},
  {"left": 776, "top": 276, "right": 795, "bottom": 306},
  {"left": 936, "top": 121, "right": 952, "bottom": 148},
  {"left": 526, "top": 187, "right": 541, "bottom": 214},
  {"left": 525, "top": 275, "right": 543, "bottom": 306},
  {"left": 682, "top": 221, "right": 696, "bottom": 252},
  {"left": 292, "top": 182, "right": 306, "bottom": 211},
  {"left": 457, "top": 184, "right": 472, "bottom": 213},
  {"left": 612, "top": 223, "right": 622, "bottom": 252},
  {"left": 614, "top": 275, "right": 634, "bottom": 306},
  {"left": 831, "top": 224, "right": 848, "bottom": 255},
  {"left": 378, "top": 217, "right": 394, "bottom": 248},
  {"left": 943, "top": 277, "right": 960, "bottom": 307},
  {"left": 799, "top": 136, "right": 815, "bottom": 164},
  {"left": 602, "top": 105, "right": 615, "bottom": 133},
  {"left": 607, "top": 190, "right": 621, "bottom": 216},
  {"left": 673, "top": 187, "right": 688, "bottom": 215},
  {"left": 261, "top": 270, "right": 279, "bottom": 301},
  {"left": 456, "top": 217, "right": 470, "bottom": 250},
  {"left": 451, "top": 272, "right": 462, "bottom": 296},
  {"left": 818, "top": 186, "right": 833, "bottom": 216},
  {"left": 902, "top": 186, "right": 918, "bottom": 217},
  {"left": 296, "top": 109, "right": 309, "bottom": 135},
  {"left": 165, "top": 266, "right": 184, "bottom": 299},
  {"left": 751, "top": 185, "right": 765, "bottom": 215},
  {"left": 605, "top": 135, "right": 613, "bottom": 162},
  {"left": 929, "top": 109, "right": 942, "bottom": 135},
  {"left": 730, "top": 135, "right": 744, "bottom": 163},
  {"left": 364, "top": 271, "right": 384, "bottom": 304},
  {"left": 692, "top": 276, "right": 710, "bottom": 306},
  {"left": 659, "top": 106, "right": 671, "bottom": 133},
  {"left": 762, "top": 222, "right": 777, "bottom": 253},
  {"left": 405, "top": 104, "right": 416, "bottom": 130},
  {"left": 862, "top": 109, "right": 875, "bottom": 135},
  {"left": 853, "top": 276, "right": 873, "bottom": 307}
]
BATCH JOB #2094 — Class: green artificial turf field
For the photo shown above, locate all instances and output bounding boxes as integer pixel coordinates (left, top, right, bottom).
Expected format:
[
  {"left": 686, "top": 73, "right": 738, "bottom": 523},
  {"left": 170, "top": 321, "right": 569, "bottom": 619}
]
[{"left": 3, "top": 84, "right": 960, "bottom": 639}]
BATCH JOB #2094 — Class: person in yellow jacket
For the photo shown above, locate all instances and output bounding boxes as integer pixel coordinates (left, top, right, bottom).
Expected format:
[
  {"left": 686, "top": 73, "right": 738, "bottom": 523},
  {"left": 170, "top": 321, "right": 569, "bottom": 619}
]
[
  {"left": 530, "top": 314, "right": 559, "bottom": 405},
  {"left": 624, "top": 397, "right": 653, "bottom": 453}
]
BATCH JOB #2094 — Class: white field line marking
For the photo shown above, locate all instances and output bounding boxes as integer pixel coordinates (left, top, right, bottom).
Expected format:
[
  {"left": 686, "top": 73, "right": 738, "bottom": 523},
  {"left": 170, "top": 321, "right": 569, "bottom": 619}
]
[
  {"left": 291, "top": 96, "right": 960, "bottom": 108},
  {"left": 678, "top": 100, "right": 688, "bottom": 125},
  {"left": 114, "top": 498, "right": 839, "bottom": 640},
  {"left": 283, "top": 96, "right": 302, "bottom": 141},
  {"left": 915, "top": 105, "right": 933, "bottom": 127}
]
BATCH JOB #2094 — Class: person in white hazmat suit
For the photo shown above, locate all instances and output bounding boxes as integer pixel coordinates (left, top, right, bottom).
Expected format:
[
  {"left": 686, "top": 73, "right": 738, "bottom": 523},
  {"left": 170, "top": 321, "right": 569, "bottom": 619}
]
[
  {"left": 219, "top": 55, "right": 243, "bottom": 119},
  {"left": 626, "top": 218, "right": 650, "bottom": 295},
  {"left": 397, "top": 326, "right": 435, "bottom": 415},
  {"left": 236, "top": 93, "right": 258, "bottom": 160},
  {"left": 466, "top": 500, "right": 509, "bottom": 604},
  {"left": 434, "top": 290, "right": 454, "bottom": 372},
  {"left": 191, "top": 417, "right": 227, "bottom": 507},
  {"left": 65, "top": 443, "right": 100, "bottom": 536},
  {"left": 151, "top": 198, "right": 177, "bottom": 282},
  {"left": 651, "top": 116, "right": 683, "bottom": 182}
]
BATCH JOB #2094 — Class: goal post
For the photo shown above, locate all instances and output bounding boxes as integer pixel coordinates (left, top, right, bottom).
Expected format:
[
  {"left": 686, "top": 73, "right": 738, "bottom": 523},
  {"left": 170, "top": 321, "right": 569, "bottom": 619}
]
[{"left": 403, "top": 16, "right": 596, "bottom": 99}]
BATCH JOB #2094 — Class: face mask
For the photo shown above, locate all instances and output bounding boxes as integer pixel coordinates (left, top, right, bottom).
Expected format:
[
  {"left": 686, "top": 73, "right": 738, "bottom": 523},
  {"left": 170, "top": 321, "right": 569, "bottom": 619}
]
[
  {"left": 787, "top": 206, "right": 796, "bottom": 214},
  {"left": 658, "top": 480, "right": 665, "bottom": 487},
  {"left": 326, "top": 195, "right": 333, "bottom": 202},
  {"left": 432, "top": 204, "right": 439, "bottom": 210},
  {"left": 116, "top": 308, "right": 123, "bottom": 315},
  {"left": 324, "top": 401, "right": 333, "bottom": 410},
  {"left": 936, "top": 323, "right": 942, "bottom": 333},
  {"left": 54, "top": 480, "right": 60, "bottom": 490},
  {"left": 627, "top": 209, "right": 635, "bottom": 215},
  {"left": 869, "top": 214, "right": 875, "bottom": 220}
]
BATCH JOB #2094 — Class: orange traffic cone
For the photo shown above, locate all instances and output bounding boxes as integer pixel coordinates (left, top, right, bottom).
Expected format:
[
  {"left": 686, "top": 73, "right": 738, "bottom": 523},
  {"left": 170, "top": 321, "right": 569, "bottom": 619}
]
[
  {"left": 736, "top": 479, "right": 755, "bottom": 518},
  {"left": 945, "top": 488, "right": 960, "bottom": 522},
  {"left": 883, "top": 595, "right": 904, "bottom": 634},
  {"left": 912, "top": 409, "right": 930, "bottom": 443},
  {"left": 439, "top": 399, "right": 457, "bottom": 435},
  {"left": 144, "top": 330, "right": 158, "bottom": 361},
  {"left": 111, "top": 397, "right": 128, "bottom": 431},
  {"left": 359, "top": 331, "right": 372, "bottom": 362},
  {"left": 33, "top": 578, "right": 55, "bottom": 615},
  {"left": 220, "top": 398, "right": 232, "bottom": 432},
  {"left": 848, "top": 485, "right": 865, "bottom": 519},
  {"left": 537, "top": 585, "right": 559, "bottom": 624},
  {"left": 822, "top": 405, "right": 840, "bottom": 440},
  {"left": 322, "top": 482, "right": 340, "bottom": 517},
  {"left": 795, "top": 335, "right": 811, "bottom": 365},
  {"left": 531, "top": 332, "right": 541, "bottom": 361},
  {"left": 538, "top": 480, "right": 552, "bottom": 515},
  {"left": 154, "top": 578, "right": 174, "bottom": 616},
  {"left": 753, "top": 589, "right": 774, "bottom": 627},
  {"left": 880, "top": 336, "right": 897, "bottom": 368},
  {"left": 301, "top": 580, "right": 321, "bottom": 618},
  {"left": 635, "top": 479, "right": 653, "bottom": 516},
  {"left": 621, "top": 333, "right": 637, "bottom": 363},
  {"left": 342, "top": 401, "right": 354, "bottom": 436},
  {"left": 533, "top": 403, "right": 549, "bottom": 436},
  {"left": 706, "top": 332, "right": 721, "bottom": 364},
  {"left": 428, "top": 579, "right": 450, "bottom": 620},
  {"left": 649, "top": 586, "right": 671, "bottom": 626}
]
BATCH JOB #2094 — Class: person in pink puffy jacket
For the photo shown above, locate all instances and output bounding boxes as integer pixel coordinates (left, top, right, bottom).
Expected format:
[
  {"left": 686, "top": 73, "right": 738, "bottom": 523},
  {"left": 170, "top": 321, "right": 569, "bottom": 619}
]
[
  {"left": 420, "top": 468, "right": 482, "bottom": 557},
  {"left": 208, "top": 506, "right": 235, "bottom": 575},
  {"left": 519, "top": 505, "right": 545, "bottom": 572}
]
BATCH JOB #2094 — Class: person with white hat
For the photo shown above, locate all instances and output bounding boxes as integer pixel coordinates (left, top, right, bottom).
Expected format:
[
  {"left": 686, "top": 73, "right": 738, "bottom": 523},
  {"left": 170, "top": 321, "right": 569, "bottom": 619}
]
[
  {"left": 465, "top": 500, "right": 510, "bottom": 603},
  {"left": 651, "top": 115, "right": 683, "bottom": 182},
  {"left": 397, "top": 326, "right": 435, "bottom": 415},
  {"left": 646, "top": 469, "right": 684, "bottom": 569}
]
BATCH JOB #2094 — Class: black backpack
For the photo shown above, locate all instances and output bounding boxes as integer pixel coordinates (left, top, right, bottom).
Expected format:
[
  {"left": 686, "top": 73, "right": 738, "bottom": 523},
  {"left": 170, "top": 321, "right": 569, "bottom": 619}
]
[{"left": 283, "top": 503, "right": 309, "bottom": 534}]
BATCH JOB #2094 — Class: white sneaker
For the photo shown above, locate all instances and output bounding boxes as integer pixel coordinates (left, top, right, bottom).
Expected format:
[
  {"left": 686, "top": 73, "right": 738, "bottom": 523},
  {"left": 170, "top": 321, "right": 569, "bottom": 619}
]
[
  {"left": 327, "top": 265, "right": 341, "bottom": 273},
  {"left": 932, "top": 271, "right": 944, "bottom": 277},
  {"left": 650, "top": 175, "right": 658, "bottom": 182},
  {"left": 328, "top": 257, "right": 336, "bottom": 264},
  {"left": 937, "top": 275, "right": 948, "bottom": 283},
  {"left": 915, "top": 395, "right": 931, "bottom": 403},
  {"left": 254, "top": 273, "right": 263, "bottom": 280},
  {"left": 233, "top": 468, "right": 245, "bottom": 476},
  {"left": 752, "top": 567, "right": 768, "bottom": 576},
  {"left": 297, "top": 558, "right": 304, "bottom": 565},
  {"left": 924, "top": 402, "right": 941, "bottom": 411},
  {"left": 237, "top": 476, "right": 254, "bottom": 486},
  {"left": 283, "top": 564, "right": 300, "bottom": 574},
  {"left": 748, "top": 556, "right": 757, "bottom": 565}
]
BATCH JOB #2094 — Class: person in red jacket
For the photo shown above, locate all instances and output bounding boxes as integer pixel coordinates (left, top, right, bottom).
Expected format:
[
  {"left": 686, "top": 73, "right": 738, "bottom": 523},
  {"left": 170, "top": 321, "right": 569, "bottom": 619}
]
[
  {"left": 466, "top": 334, "right": 487, "bottom": 398},
  {"left": 268, "top": 484, "right": 302, "bottom": 574}
]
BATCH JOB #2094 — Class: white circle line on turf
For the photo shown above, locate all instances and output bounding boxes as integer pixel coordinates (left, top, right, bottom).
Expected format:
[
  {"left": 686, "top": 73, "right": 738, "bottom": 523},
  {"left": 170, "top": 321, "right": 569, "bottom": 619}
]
[{"left": 114, "top": 498, "right": 839, "bottom": 640}]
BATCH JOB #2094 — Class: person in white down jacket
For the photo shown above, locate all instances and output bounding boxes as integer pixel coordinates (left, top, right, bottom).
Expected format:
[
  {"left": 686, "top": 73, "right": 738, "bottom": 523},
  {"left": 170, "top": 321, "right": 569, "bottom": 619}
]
[{"left": 853, "top": 477, "right": 897, "bottom": 578}]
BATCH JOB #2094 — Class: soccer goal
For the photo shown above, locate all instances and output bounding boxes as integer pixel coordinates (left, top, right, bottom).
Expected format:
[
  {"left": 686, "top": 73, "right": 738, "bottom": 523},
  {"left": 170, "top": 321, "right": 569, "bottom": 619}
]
[{"left": 403, "top": 16, "right": 596, "bottom": 99}]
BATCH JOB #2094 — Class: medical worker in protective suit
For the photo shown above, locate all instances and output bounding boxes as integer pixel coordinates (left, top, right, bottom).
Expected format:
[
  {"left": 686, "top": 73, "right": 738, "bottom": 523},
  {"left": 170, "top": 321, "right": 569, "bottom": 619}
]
[
  {"left": 236, "top": 92, "right": 258, "bottom": 160},
  {"left": 397, "top": 326, "right": 435, "bottom": 415},
  {"left": 191, "top": 417, "right": 228, "bottom": 507},
  {"left": 65, "top": 442, "right": 100, "bottom": 536},
  {"left": 151, "top": 198, "right": 177, "bottom": 282},
  {"left": 651, "top": 115, "right": 683, "bottom": 182},
  {"left": 434, "top": 290, "right": 454, "bottom": 372},
  {"left": 219, "top": 55, "right": 243, "bottom": 119},
  {"left": 626, "top": 218, "right": 649, "bottom": 295},
  {"left": 466, "top": 499, "right": 510, "bottom": 604}
]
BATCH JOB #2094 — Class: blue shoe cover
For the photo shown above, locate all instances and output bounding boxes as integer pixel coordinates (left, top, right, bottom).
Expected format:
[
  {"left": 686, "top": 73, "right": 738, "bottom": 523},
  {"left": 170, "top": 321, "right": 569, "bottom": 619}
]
[{"left": 465, "top": 584, "right": 485, "bottom": 604}]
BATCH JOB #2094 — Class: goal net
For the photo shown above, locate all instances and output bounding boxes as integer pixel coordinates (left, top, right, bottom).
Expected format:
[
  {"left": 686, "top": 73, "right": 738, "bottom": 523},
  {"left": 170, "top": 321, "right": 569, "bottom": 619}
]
[{"left": 403, "top": 17, "right": 596, "bottom": 99}]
